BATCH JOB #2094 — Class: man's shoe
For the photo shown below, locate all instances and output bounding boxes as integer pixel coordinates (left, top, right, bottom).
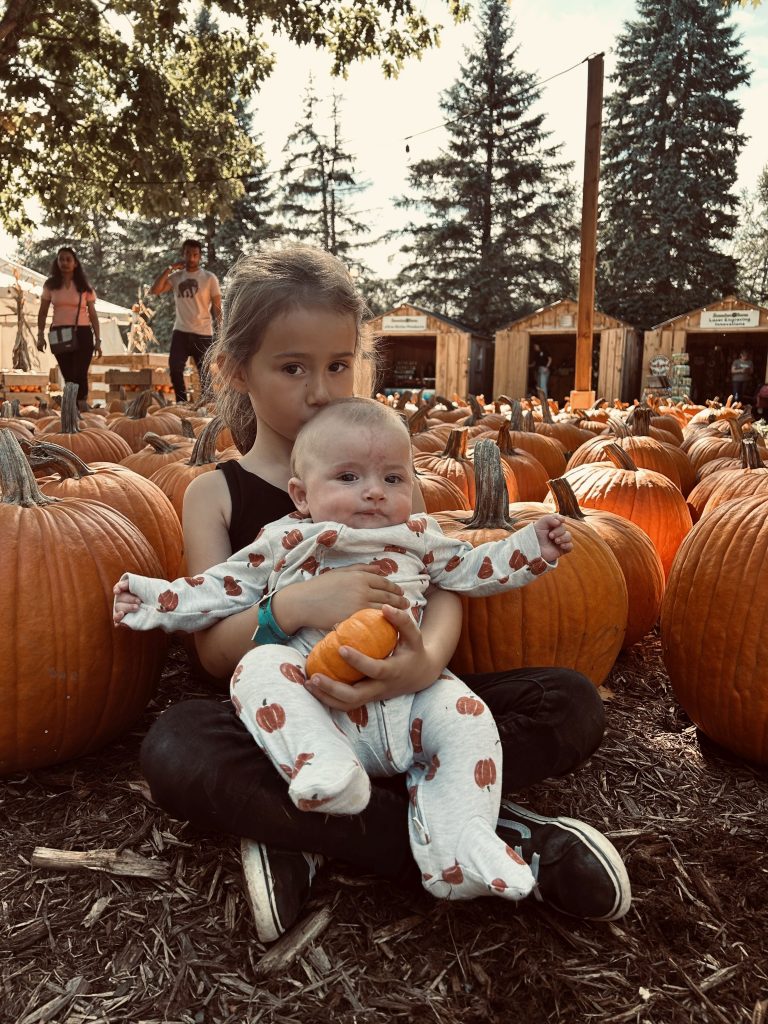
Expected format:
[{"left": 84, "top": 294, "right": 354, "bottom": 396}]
[
  {"left": 497, "top": 802, "right": 631, "bottom": 921},
  {"left": 240, "top": 839, "right": 324, "bottom": 943}
]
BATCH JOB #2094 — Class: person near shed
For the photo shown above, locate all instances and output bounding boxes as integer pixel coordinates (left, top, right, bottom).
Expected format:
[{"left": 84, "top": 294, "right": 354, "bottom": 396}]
[
  {"left": 37, "top": 246, "right": 102, "bottom": 409},
  {"left": 150, "top": 239, "right": 222, "bottom": 403},
  {"left": 730, "top": 349, "right": 753, "bottom": 403},
  {"left": 532, "top": 342, "right": 553, "bottom": 398},
  {"left": 754, "top": 380, "right": 768, "bottom": 424}
]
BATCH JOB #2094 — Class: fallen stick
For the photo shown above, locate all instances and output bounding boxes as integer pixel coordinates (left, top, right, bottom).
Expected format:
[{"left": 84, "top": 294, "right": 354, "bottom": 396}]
[
  {"left": 256, "top": 906, "right": 333, "bottom": 976},
  {"left": 30, "top": 847, "right": 169, "bottom": 881}
]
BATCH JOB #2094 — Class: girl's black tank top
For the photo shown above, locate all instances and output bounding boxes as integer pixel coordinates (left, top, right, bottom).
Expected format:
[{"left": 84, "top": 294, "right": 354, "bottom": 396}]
[{"left": 216, "top": 460, "right": 295, "bottom": 552}]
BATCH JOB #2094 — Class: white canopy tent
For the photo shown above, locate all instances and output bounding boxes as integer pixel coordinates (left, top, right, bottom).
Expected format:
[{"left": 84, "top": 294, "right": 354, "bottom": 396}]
[{"left": 0, "top": 256, "right": 132, "bottom": 373}]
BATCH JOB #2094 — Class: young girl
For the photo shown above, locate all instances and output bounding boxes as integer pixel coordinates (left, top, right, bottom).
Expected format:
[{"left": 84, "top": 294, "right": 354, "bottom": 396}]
[
  {"left": 139, "top": 244, "right": 630, "bottom": 942},
  {"left": 117, "top": 399, "right": 574, "bottom": 904},
  {"left": 37, "top": 246, "right": 102, "bottom": 407}
]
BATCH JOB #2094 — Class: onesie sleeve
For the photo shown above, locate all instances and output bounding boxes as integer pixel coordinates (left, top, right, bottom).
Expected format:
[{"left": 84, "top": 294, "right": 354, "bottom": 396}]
[
  {"left": 116, "top": 526, "right": 277, "bottom": 632},
  {"left": 422, "top": 518, "right": 557, "bottom": 596}
]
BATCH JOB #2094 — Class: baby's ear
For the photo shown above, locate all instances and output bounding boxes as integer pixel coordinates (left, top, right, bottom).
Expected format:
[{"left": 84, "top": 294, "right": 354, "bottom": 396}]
[{"left": 288, "top": 477, "right": 310, "bottom": 516}]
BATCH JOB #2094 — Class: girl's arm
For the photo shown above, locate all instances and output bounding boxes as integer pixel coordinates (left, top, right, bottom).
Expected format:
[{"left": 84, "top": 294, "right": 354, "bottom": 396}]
[
  {"left": 37, "top": 297, "right": 51, "bottom": 349},
  {"left": 87, "top": 298, "right": 102, "bottom": 355}
]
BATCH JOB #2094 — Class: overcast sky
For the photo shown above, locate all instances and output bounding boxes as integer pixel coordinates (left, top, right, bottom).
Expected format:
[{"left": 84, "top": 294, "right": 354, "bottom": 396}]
[{"left": 255, "top": 0, "right": 768, "bottom": 277}]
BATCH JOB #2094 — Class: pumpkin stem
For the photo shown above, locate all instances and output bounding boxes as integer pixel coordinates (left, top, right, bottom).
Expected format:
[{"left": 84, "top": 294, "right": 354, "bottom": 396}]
[
  {"left": 507, "top": 400, "right": 524, "bottom": 431},
  {"left": 522, "top": 410, "right": 537, "bottom": 433},
  {"left": 546, "top": 477, "right": 587, "bottom": 521},
  {"left": 142, "top": 432, "right": 183, "bottom": 454},
  {"left": 25, "top": 440, "right": 93, "bottom": 479},
  {"left": 0, "top": 429, "right": 56, "bottom": 506},
  {"left": 607, "top": 410, "right": 631, "bottom": 437},
  {"left": 602, "top": 442, "right": 638, "bottom": 472},
  {"left": 58, "top": 382, "right": 82, "bottom": 435},
  {"left": 395, "top": 390, "right": 412, "bottom": 410},
  {"left": 0, "top": 401, "right": 13, "bottom": 419},
  {"left": 433, "top": 395, "right": 456, "bottom": 411},
  {"left": 627, "top": 405, "right": 652, "bottom": 436},
  {"left": 457, "top": 439, "right": 515, "bottom": 530},
  {"left": 440, "top": 427, "right": 469, "bottom": 461},
  {"left": 188, "top": 416, "right": 225, "bottom": 467},
  {"left": 462, "top": 395, "right": 485, "bottom": 426},
  {"left": 408, "top": 406, "right": 432, "bottom": 436},
  {"left": 124, "top": 389, "right": 156, "bottom": 421},
  {"left": 740, "top": 431, "right": 767, "bottom": 470},
  {"left": 180, "top": 418, "right": 196, "bottom": 439},
  {"left": 537, "top": 389, "right": 555, "bottom": 423},
  {"left": 495, "top": 420, "right": 519, "bottom": 456}
]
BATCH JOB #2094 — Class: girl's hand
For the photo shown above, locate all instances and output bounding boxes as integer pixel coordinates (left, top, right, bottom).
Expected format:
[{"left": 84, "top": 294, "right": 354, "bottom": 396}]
[
  {"left": 113, "top": 579, "right": 141, "bottom": 624},
  {"left": 270, "top": 564, "right": 409, "bottom": 636},
  {"left": 305, "top": 604, "right": 439, "bottom": 711},
  {"left": 534, "top": 514, "right": 573, "bottom": 562}
]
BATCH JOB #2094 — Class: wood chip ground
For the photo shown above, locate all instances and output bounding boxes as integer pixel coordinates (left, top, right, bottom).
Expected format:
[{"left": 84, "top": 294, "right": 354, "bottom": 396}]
[{"left": 2, "top": 634, "right": 767, "bottom": 1023}]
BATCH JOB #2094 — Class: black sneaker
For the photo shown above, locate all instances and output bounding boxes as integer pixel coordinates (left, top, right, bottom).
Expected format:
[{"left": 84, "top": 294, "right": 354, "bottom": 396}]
[
  {"left": 240, "top": 839, "right": 324, "bottom": 943},
  {"left": 497, "top": 802, "right": 631, "bottom": 921}
]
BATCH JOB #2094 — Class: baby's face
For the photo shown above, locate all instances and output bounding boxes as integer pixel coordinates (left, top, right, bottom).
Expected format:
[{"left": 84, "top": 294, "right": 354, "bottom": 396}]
[{"left": 295, "top": 426, "right": 414, "bottom": 528}]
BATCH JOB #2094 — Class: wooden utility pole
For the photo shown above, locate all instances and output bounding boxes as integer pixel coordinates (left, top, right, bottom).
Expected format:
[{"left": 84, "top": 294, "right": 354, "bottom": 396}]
[{"left": 570, "top": 52, "right": 604, "bottom": 410}]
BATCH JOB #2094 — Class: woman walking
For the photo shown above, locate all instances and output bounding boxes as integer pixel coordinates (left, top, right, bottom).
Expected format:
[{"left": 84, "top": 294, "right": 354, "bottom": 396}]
[{"left": 37, "top": 246, "right": 102, "bottom": 408}]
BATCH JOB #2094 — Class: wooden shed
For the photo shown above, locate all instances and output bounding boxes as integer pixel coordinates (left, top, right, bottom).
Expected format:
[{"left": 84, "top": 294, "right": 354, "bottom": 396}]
[
  {"left": 367, "top": 303, "right": 494, "bottom": 399},
  {"left": 493, "top": 298, "right": 643, "bottom": 404},
  {"left": 643, "top": 296, "right": 768, "bottom": 404}
]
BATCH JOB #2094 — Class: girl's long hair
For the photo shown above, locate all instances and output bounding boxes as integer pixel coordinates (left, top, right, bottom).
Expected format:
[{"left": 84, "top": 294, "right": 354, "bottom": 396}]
[
  {"left": 45, "top": 247, "right": 92, "bottom": 293},
  {"left": 205, "top": 243, "right": 376, "bottom": 453}
]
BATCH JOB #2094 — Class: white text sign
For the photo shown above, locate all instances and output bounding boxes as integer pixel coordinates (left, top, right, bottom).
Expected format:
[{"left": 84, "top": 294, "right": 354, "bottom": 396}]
[
  {"left": 382, "top": 315, "right": 428, "bottom": 331},
  {"left": 700, "top": 310, "right": 759, "bottom": 329}
]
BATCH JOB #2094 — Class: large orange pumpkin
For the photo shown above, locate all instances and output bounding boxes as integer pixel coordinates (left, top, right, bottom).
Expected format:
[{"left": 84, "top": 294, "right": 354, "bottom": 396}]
[
  {"left": 109, "top": 390, "right": 184, "bottom": 453},
  {"left": 560, "top": 443, "right": 692, "bottom": 578},
  {"left": 30, "top": 441, "right": 184, "bottom": 578},
  {"left": 661, "top": 494, "right": 768, "bottom": 766},
  {"left": 45, "top": 383, "right": 133, "bottom": 463},
  {"left": 685, "top": 432, "right": 768, "bottom": 522},
  {"left": 432, "top": 440, "right": 628, "bottom": 684},
  {"left": 0, "top": 430, "right": 167, "bottom": 774},
  {"left": 546, "top": 477, "right": 664, "bottom": 649},
  {"left": 306, "top": 608, "right": 398, "bottom": 683}
]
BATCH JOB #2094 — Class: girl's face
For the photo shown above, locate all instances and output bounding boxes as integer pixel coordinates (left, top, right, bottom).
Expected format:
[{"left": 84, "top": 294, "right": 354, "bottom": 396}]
[
  {"left": 235, "top": 306, "right": 358, "bottom": 445},
  {"left": 57, "top": 250, "right": 77, "bottom": 275}
]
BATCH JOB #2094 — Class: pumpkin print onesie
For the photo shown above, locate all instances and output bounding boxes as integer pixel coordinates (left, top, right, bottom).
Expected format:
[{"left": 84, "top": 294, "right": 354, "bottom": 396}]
[{"left": 118, "top": 512, "right": 556, "bottom": 902}]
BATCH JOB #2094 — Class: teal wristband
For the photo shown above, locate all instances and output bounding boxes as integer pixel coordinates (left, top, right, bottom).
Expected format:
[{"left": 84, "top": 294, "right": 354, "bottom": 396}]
[{"left": 253, "top": 594, "right": 292, "bottom": 646}]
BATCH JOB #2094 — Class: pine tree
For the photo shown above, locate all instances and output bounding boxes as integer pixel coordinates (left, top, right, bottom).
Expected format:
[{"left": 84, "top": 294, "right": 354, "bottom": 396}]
[
  {"left": 598, "top": 0, "right": 750, "bottom": 329},
  {"left": 395, "top": 0, "right": 578, "bottom": 335},
  {"left": 732, "top": 170, "right": 768, "bottom": 305},
  {"left": 278, "top": 84, "right": 370, "bottom": 266}
]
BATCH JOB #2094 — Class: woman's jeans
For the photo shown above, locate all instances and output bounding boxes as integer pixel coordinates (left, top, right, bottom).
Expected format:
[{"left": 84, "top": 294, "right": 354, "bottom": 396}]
[
  {"left": 140, "top": 667, "right": 604, "bottom": 883},
  {"left": 54, "top": 326, "right": 94, "bottom": 404}
]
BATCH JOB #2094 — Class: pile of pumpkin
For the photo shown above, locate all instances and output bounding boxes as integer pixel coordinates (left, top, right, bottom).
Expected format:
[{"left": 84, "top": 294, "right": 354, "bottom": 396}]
[{"left": 1, "top": 383, "right": 767, "bottom": 774}]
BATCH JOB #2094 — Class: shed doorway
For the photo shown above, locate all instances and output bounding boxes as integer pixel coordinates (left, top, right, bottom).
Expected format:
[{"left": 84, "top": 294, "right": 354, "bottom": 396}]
[
  {"left": 377, "top": 335, "right": 437, "bottom": 392},
  {"left": 529, "top": 332, "right": 601, "bottom": 405},
  {"left": 686, "top": 332, "right": 768, "bottom": 404}
]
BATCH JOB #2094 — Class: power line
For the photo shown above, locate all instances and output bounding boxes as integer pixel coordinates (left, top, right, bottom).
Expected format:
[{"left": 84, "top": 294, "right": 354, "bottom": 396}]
[{"left": 403, "top": 53, "right": 602, "bottom": 151}]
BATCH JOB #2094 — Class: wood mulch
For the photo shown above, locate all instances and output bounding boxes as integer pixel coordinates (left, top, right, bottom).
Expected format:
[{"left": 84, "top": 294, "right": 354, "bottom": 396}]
[{"left": 2, "top": 634, "right": 767, "bottom": 1024}]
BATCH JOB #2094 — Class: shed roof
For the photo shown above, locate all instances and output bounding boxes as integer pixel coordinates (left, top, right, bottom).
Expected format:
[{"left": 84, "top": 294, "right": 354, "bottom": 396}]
[
  {"left": 497, "top": 297, "right": 635, "bottom": 332},
  {"left": 370, "top": 302, "right": 490, "bottom": 339},
  {"left": 651, "top": 295, "right": 768, "bottom": 331}
]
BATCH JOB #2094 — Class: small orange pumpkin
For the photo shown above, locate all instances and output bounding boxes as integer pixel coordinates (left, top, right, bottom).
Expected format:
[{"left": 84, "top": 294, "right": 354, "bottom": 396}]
[{"left": 306, "top": 608, "right": 398, "bottom": 683}]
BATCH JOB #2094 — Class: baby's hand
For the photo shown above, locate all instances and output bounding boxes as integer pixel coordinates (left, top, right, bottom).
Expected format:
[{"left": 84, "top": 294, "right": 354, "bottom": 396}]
[
  {"left": 113, "top": 578, "right": 142, "bottom": 625},
  {"left": 534, "top": 514, "right": 573, "bottom": 563}
]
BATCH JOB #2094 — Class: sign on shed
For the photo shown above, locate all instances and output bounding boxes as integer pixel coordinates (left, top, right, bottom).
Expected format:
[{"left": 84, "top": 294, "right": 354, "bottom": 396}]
[
  {"left": 382, "top": 314, "right": 427, "bottom": 331},
  {"left": 699, "top": 310, "right": 760, "bottom": 329}
]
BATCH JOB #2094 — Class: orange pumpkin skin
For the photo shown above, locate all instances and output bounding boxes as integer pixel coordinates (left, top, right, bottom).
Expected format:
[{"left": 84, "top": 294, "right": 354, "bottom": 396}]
[
  {"left": 306, "top": 609, "right": 398, "bottom": 683},
  {"left": 661, "top": 495, "right": 768, "bottom": 766},
  {"left": 560, "top": 447, "right": 692, "bottom": 579},
  {"left": 0, "top": 434, "right": 167, "bottom": 774},
  {"left": 433, "top": 442, "right": 627, "bottom": 685}
]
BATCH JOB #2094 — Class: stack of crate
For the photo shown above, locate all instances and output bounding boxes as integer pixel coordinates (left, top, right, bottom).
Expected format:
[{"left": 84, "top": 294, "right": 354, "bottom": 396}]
[
  {"left": 91, "top": 353, "right": 174, "bottom": 405},
  {"left": 0, "top": 370, "right": 51, "bottom": 405},
  {"left": 668, "top": 352, "right": 692, "bottom": 401}
]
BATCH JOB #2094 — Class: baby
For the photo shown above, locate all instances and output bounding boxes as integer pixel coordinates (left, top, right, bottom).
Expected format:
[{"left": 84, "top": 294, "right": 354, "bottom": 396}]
[{"left": 114, "top": 398, "right": 572, "bottom": 903}]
